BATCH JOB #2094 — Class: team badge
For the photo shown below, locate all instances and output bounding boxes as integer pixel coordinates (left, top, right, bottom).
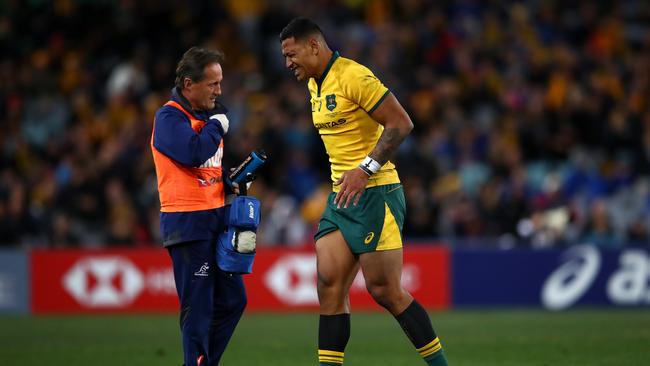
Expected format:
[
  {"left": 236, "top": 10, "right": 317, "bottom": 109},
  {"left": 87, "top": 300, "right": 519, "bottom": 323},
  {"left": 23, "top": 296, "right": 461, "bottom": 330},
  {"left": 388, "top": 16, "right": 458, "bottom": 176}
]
[{"left": 325, "top": 94, "right": 337, "bottom": 111}]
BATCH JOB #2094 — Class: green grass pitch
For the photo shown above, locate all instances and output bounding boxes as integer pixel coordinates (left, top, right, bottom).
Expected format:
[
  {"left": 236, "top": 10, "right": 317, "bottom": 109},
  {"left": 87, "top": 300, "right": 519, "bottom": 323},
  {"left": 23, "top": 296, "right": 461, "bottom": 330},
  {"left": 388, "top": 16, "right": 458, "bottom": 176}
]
[{"left": 1, "top": 310, "right": 648, "bottom": 365}]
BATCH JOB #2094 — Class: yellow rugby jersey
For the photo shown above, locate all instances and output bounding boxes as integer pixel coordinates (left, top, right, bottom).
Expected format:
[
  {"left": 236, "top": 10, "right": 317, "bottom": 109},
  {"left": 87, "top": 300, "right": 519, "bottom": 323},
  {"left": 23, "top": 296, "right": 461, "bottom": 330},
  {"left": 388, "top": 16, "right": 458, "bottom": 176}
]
[{"left": 308, "top": 51, "right": 400, "bottom": 192}]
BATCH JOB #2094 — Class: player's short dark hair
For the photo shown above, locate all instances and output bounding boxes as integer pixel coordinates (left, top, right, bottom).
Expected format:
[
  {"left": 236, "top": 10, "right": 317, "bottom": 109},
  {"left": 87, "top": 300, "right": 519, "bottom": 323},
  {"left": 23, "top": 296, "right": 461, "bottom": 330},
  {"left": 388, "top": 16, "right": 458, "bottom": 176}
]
[
  {"left": 175, "top": 47, "right": 224, "bottom": 90},
  {"left": 279, "top": 17, "right": 324, "bottom": 42}
]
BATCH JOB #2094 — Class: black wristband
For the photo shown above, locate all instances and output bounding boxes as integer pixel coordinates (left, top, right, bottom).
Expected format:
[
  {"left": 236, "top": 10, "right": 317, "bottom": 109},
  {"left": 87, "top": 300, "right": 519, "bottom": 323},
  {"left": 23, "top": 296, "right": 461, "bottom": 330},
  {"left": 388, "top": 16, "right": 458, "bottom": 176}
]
[{"left": 358, "top": 164, "right": 373, "bottom": 176}]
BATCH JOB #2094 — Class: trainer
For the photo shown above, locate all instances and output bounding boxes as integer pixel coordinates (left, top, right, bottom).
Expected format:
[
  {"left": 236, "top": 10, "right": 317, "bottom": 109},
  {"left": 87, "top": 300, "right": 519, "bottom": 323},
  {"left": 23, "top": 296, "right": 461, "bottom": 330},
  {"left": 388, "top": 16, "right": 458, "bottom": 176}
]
[{"left": 151, "top": 46, "right": 246, "bottom": 366}]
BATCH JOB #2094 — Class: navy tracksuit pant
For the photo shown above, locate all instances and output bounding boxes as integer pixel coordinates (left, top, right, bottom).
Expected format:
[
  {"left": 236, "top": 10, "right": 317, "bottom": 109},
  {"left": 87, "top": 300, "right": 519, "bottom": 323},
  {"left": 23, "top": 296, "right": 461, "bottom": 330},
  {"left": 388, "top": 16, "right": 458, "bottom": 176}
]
[{"left": 169, "top": 239, "right": 247, "bottom": 366}]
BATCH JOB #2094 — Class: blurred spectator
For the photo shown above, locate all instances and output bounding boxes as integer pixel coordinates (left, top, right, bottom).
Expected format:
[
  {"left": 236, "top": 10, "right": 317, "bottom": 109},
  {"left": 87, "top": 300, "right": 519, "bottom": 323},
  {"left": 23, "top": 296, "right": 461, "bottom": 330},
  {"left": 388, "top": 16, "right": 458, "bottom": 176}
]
[{"left": 1, "top": 0, "right": 649, "bottom": 248}]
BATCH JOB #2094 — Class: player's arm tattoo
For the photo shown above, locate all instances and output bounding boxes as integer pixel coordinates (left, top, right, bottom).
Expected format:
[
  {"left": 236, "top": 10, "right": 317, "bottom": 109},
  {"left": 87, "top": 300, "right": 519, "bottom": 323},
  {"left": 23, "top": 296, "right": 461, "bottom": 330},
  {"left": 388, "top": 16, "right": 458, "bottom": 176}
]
[{"left": 368, "top": 127, "right": 405, "bottom": 165}]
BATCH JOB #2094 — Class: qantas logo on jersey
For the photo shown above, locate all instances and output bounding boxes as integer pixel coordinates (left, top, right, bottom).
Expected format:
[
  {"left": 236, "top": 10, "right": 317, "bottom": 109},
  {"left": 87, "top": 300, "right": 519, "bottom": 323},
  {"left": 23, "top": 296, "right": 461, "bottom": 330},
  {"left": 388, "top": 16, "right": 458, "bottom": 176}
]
[{"left": 314, "top": 118, "right": 347, "bottom": 129}]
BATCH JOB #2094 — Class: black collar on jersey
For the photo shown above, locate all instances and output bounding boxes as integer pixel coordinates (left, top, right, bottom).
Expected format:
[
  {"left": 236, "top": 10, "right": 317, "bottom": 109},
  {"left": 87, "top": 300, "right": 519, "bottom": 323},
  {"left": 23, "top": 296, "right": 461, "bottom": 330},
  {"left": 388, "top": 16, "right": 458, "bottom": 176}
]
[
  {"left": 316, "top": 50, "right": 340, "bottom": 97},
  {"left": 171, "top": 87, "right": 228, "bottom": 120}
]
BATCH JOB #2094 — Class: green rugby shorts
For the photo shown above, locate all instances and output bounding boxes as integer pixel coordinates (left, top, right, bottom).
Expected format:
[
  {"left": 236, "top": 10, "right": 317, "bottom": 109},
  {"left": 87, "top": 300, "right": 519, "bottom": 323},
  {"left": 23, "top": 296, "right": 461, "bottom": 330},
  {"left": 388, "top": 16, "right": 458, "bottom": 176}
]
[{"left": 314, "top": 183, "right": 405, "bottom": 254}]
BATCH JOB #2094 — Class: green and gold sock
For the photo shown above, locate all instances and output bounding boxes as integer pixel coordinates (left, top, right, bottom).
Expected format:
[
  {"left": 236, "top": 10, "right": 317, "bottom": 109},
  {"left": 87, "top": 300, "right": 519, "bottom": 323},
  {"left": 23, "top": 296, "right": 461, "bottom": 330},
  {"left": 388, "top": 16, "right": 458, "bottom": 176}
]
[
  {"left": 318, "top": 313, "right": 350, "bottom": 365},
  {"left": 318, "top": 349, "right": 344, "bottom": 365},
  {"left": 417, "top": 337, "right": 447, "bottom": 366},
  {"left": 394, "top": 300, "right": 448, "bottom": 366}
]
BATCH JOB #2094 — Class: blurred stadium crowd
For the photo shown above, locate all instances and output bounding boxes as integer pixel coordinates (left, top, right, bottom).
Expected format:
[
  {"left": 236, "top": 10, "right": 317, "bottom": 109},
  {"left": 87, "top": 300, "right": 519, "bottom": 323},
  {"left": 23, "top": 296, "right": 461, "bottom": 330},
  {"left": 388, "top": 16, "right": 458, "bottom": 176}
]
[{"left": 1, "top": 0, "right": 649, "bottom": 248}]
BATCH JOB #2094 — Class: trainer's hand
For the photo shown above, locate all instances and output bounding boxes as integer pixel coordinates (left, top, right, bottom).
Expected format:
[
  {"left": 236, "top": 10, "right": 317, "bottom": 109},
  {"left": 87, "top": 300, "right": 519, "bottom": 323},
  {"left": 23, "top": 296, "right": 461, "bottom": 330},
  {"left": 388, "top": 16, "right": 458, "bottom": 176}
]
[
  {"left": 229, "top": 168, "right": 254, "bottom": 194},
  {"left": 333, "top": 168, "right": 369, "bottom": 209},
  {"left": 231, "top": 181, "right": 252, "bottom": 195},
  {"left": 210, "top": 113, "right": 229, "bottom": 134}
]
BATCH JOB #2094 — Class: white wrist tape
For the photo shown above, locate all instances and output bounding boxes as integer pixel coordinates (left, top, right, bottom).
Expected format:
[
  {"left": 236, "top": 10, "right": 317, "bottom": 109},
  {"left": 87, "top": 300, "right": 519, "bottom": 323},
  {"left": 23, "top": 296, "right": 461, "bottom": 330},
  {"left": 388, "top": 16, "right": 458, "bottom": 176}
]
[{"left": 359, "top": 156, "right": 382, "bottom": 175}]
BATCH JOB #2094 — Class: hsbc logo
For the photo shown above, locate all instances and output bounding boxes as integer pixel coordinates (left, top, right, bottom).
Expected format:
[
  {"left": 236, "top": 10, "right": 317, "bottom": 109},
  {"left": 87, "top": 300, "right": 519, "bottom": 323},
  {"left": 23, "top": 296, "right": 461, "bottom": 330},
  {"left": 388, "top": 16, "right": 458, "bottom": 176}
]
[
  {"left": 265, "top": 254, "right": 318, "bottom": 305},
  {"left": 263, "top": 254, "right": 423, "bottom": 306},
  {"left": 63, "top": 257, "right": 144, "bottom": 307}
]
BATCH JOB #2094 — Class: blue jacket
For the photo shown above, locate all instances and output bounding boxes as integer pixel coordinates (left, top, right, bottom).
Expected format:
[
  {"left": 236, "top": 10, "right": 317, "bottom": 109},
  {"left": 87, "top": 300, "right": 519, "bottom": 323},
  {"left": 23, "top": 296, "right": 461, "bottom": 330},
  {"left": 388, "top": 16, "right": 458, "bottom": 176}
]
[{"left": 152, "top": 87, "right": 229, "bottom": 246}]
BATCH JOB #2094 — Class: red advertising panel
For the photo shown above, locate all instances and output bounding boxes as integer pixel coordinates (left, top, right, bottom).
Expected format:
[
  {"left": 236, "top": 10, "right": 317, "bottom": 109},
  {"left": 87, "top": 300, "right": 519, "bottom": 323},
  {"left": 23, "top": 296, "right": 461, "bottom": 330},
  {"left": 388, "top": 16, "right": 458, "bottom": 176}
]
[
  {"left": 31, "top": 248, "right": 178, "bottom": 314},
  {"left": 244, "top": 245, "right": 450, "bottom": 311},
  {"left": 31, "top": 245, "right": 449, "bottom": 313}
]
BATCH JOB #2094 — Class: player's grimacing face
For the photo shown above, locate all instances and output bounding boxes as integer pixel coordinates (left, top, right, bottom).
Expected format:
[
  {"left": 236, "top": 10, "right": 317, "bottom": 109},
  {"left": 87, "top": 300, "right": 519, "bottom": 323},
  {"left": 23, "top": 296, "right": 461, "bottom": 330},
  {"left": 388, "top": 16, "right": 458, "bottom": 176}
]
[
  {"left": 184, "top": 63, "right": 223, "bottom": 111},
  {"left": 282, "top": 37, "right": 315, "bottom": 81}
]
